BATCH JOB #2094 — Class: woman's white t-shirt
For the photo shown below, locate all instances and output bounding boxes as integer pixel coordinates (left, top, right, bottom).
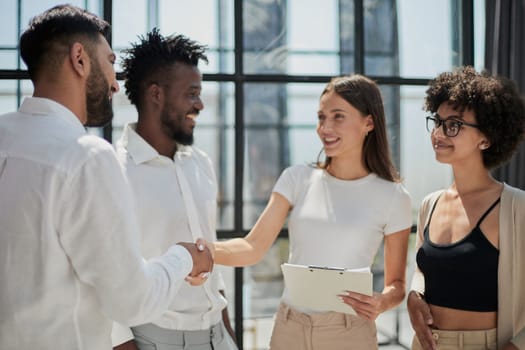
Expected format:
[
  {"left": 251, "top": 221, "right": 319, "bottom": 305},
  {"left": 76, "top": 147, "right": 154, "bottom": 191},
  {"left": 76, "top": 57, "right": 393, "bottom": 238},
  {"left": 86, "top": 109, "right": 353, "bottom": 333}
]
[{"left": 273, "top": 164, "right": 412, "bottom": 311}]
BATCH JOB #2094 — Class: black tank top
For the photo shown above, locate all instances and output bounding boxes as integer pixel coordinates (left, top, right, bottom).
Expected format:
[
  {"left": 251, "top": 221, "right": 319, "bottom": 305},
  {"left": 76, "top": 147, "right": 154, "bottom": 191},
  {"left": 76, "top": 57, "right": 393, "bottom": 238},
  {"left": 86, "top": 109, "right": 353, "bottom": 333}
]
[{"left": 416, "top": 197, "right": 500, "bottom": 312}]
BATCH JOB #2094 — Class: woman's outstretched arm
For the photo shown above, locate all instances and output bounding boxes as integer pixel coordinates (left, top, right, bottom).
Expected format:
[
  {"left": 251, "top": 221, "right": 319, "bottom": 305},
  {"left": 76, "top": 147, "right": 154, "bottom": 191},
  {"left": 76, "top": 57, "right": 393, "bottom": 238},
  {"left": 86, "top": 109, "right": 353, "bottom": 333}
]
[{"left": 214, "top": 192, "right": 291, "bottom": 267}]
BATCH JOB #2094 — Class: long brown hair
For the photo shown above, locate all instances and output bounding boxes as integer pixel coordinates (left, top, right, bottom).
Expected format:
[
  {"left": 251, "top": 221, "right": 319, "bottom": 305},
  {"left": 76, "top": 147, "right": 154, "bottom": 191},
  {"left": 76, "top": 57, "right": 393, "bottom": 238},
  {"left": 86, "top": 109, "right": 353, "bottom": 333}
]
[{"left": 316, "top": 75, "right": 399, "bottom": 182}]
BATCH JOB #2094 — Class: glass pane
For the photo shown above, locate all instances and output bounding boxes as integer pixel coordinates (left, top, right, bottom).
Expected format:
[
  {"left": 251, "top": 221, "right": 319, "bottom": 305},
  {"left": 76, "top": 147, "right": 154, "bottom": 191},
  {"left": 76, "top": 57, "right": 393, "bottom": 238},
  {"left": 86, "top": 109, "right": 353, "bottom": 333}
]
[
  {"left": 112, "top": 0, "right": 234, "bottom": 74},
  {"left": 0, "top": 50, "right": 19, "bottom": 71},
  {"left": 364, "top": 0, "right": 399, "bottom": 76},
  {"left": 286, "top": 83, "right": 322, "bottom": 124},
  {"left": 159, "top": 0, "right": 234, "bottom": 74},
  {"left": 286, "top": 83, "right": 323, "bottom": 165},
  {"left": 111, "top": 81, "right": 235, "bottom": 230},
  {"left": 289, "top": 129, "right": 320, "bottom": 166},
  {"left": 243, "top": 82, "right": 288, "bottom": 228},
  {"left": 395, "top": 0, "right": 457, "bottom": 78},
  {"left": 22, "top": 1, "right": 102, "bottom": 28},
  {"left": 112, "top": 0, "right": 148, "bottom": 73},
  {"left": 399, "top": 85, "right": 452, "bottom": 221},
  {"left": 0, "top": 80, "right": 18, "bottom": 115},
  {"left": 380, "top": 85, "right": 402, "bottom": 168},
  {"left": 243, "top": 127, "right": 281, "bottom": 228},
  {"left": 287, "top": 54, "right": 339, "bottom": 75},
  {"left": 288, "top": 0, "right": 338, "bottom": 52},
  {"left": 244, "top": 0, "right": 347, "bottom": 75},
  {"left": 0, "top": 1, "right": 17, "bottom": 47},
  {"left": 474, "top": 0, "right": 485, "bottom": 71}
]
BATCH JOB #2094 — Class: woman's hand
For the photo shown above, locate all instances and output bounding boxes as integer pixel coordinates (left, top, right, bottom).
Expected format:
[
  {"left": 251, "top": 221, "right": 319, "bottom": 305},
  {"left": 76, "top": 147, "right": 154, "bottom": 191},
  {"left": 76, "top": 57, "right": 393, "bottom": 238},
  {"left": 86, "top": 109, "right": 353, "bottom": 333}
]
[
  {"left": 407, "top": 290, "right": 436, "bottom": 350},
  {"left": 195, "top": 238, "right": 215, "bottom": 258},
  {"left": 184, "top": 271, "right": 210, "bottom": 286},
  {"left": 338, "top": 291, "right": 385, "bottom": 320}
]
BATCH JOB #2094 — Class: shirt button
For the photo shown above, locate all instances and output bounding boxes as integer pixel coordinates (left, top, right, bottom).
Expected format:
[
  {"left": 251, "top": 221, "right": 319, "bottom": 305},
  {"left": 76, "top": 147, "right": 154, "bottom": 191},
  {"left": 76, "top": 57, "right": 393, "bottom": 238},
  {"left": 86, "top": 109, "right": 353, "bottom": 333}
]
[{"left": 432, "top": 333, "right": 439, "bottom": 340}]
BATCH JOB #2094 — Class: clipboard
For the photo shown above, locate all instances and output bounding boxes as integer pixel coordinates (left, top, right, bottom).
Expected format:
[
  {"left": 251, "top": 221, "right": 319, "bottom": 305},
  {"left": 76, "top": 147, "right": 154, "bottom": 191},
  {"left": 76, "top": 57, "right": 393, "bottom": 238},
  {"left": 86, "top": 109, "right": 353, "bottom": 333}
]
[{"left": 281, "top": 263, "right": 373, "bottom": 315}]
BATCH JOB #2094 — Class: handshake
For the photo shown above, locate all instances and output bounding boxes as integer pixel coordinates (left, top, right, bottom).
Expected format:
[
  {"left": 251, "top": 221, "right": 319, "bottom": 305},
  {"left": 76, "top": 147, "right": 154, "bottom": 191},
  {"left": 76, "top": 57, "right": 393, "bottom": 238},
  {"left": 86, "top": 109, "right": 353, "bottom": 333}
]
[{"left": 177, "top": 239, "right": 214, "bottom": 286}]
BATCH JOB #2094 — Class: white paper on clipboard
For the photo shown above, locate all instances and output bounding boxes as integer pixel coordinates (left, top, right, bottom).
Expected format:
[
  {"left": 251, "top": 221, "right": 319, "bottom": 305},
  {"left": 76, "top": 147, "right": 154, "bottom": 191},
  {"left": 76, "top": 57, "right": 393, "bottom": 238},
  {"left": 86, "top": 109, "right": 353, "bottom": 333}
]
[{"left": 281, "top": 263, "right": 373, "bottom": 315}]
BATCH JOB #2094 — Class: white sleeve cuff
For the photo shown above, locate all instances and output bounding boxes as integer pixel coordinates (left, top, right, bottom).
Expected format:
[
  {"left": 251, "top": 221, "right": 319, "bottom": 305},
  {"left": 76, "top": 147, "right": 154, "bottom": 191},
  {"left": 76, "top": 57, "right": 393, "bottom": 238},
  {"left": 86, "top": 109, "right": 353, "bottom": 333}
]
[
  {"left": 166, "top": 244, "right": 193, "bottom": 277},
  {"left": 111, "top": 322, "right": 134, "bottom": 346}
]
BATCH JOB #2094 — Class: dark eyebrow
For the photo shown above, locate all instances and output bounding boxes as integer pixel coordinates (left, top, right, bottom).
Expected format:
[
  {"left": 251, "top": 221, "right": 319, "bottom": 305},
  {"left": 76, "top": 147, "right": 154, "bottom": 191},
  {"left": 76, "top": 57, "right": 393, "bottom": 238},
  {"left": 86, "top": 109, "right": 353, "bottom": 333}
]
[
  {"left": 435, "top": 113, "right": 462, "bottom": 120},
  {"left": 188, "top": 83, "right": 201, "bottom": 90}
]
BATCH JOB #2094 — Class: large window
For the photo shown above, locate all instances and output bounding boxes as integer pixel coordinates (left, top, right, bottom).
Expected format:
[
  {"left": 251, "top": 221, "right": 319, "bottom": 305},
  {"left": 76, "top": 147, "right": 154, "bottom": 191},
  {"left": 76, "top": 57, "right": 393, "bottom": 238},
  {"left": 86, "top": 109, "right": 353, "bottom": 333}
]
[{"left": 0, "top": 1, "right": 485, "bottom": 348}]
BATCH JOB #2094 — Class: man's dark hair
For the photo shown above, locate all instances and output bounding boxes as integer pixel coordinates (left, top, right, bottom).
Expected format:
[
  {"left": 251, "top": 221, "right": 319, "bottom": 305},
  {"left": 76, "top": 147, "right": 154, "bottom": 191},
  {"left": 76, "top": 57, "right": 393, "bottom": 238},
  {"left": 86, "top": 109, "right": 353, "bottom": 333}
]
[
  {"left": 121, "top": 28, "right": 208, "bottom": 111},
  {"left": 425, "top": 66, "right": 525, "bottom": 169},
  {"left": 19, "top": 4, "right": 110, "bottom": 81}
]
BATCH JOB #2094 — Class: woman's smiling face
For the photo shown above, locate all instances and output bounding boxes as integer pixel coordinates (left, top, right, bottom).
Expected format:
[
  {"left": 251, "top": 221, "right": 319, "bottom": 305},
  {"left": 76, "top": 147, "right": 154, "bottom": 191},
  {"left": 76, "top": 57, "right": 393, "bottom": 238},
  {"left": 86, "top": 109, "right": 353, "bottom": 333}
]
[{"left": 317, "top": 91, "right": 373, "bottom": 159}]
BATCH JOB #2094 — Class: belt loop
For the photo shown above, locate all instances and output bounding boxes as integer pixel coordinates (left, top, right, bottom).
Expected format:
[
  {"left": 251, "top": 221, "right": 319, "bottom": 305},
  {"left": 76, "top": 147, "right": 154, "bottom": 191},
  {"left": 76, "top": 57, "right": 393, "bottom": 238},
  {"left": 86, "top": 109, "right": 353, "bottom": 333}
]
[
  {"left": 459, "top": 332, "right": 463, "bottom": 349},
  {"left": 344, "top": 314, "right": 352, "bottom": 329},
  {"left": 281, "top": 304, "right": 291, "bottom": 323}
]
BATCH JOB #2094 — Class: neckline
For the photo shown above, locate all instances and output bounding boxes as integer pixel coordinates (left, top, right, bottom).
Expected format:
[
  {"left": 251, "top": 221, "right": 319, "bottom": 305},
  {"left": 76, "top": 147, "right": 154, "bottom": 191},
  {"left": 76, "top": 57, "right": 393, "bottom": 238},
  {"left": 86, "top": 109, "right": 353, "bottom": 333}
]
[
  {"left": 425, "top": 195, "right": 501, "bottom": 248},
  {"left": 322, "top": 169, "right": 377, "bottom": 185}
]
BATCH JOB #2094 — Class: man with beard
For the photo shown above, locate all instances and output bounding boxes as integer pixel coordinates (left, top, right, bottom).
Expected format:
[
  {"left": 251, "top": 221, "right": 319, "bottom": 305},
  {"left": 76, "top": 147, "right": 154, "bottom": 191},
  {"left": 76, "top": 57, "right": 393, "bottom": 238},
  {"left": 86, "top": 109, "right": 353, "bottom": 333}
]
[
  {"left": 0, "top": 5, "right": 214, "bottom": 350},
  {"left": 111, "top": 29, "right": 237, "bottom": 350}
]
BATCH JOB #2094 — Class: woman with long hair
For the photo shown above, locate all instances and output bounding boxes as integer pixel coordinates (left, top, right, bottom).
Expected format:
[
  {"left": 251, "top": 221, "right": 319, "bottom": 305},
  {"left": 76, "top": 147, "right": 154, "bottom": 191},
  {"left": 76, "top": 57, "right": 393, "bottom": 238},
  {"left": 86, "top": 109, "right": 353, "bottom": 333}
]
[{"left": 210, "top": 74, "right": 412, "bottom": 349}]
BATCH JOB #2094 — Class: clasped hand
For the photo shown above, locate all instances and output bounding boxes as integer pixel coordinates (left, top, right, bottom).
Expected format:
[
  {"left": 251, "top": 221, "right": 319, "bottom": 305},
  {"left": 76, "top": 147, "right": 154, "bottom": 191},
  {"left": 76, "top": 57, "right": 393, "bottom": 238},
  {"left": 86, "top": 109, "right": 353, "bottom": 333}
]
[{"left": 177, "top": 240, "right": 214, "bottom": 286}]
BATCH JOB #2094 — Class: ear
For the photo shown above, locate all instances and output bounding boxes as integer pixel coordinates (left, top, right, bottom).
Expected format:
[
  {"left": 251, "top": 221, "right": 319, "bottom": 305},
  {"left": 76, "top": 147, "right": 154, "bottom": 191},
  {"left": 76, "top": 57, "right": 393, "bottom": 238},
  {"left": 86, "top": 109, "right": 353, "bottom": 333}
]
[
  {"left": 69, "top": 42, "right": 89, "bottom": 78},
  {"left": 479, "top": 140, "right": 490, "bottom": 150},
  {"left": 365, "top": 114, "right": 375, "bottom": 132},
  {"left": 147, "top": 83, "right": 164, "bottom": 107}
]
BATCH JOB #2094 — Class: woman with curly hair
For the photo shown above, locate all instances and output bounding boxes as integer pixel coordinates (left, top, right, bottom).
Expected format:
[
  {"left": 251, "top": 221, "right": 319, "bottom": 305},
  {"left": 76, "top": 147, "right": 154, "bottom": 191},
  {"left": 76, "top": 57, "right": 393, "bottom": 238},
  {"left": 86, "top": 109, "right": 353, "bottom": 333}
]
[{"left": 407, "top": 66, "right": 525, "bottom": 350}]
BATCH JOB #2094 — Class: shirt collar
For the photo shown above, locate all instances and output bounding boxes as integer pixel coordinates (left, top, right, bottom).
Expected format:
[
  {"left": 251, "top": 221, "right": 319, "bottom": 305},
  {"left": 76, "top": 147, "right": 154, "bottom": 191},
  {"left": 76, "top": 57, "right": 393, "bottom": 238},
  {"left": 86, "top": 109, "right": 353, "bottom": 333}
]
[
  {"left": 119, "top": 122, "right": 193, "bottom": 164},
  {"left": 19, "top": 97, "right": 85, "bottom": 132}
]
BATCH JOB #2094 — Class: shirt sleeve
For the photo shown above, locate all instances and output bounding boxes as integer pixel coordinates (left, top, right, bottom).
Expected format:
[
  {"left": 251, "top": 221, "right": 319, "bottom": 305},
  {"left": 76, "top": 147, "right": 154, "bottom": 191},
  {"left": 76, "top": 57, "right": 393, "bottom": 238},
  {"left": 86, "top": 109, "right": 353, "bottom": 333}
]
[
  {"left": 56, "top": 139, "right": 193, "bottom": 326},
  {"left": 111, "top": 322, "right": 134, "bottom": 346},
  {"left": 384, "top": 183, "right": 413, "bottom": 235},
  {"left": 272, "top": 165, "right": 304, "bottom": 205}
]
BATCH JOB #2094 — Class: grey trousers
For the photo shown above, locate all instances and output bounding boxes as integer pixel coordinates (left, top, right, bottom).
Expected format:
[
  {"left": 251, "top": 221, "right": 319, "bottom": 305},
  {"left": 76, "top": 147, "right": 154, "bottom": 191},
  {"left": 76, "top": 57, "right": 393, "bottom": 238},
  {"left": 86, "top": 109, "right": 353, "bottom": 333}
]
[{"left": 131, "top": 321, "right": 238, "bottom": 350}]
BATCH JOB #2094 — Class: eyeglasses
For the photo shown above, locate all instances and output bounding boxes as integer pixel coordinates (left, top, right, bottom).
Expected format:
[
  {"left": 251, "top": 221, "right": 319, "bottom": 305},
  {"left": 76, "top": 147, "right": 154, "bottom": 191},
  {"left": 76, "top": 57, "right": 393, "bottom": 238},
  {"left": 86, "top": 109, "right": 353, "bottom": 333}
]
[{"left": 426, "top": 115, "right": 480, "bottom": 137}]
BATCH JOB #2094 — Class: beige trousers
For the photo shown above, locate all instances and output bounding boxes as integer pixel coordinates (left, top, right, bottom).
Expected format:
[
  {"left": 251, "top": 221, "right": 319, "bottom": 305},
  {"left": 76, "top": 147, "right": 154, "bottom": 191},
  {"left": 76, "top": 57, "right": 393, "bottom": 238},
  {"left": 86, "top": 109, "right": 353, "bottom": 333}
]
[
  {"left": 268, "top": 303, "right": 378, "bottom": 350},
  {"left": 411, "top": 328, "right": 497, "bottom": 350}
]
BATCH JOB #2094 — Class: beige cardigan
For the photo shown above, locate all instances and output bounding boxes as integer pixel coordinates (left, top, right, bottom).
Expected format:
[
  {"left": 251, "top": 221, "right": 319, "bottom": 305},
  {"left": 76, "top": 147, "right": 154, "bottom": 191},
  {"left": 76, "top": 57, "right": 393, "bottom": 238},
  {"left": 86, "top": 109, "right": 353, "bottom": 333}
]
[{"left": 410, "top": 184, "right": 525, "bottom": 349}]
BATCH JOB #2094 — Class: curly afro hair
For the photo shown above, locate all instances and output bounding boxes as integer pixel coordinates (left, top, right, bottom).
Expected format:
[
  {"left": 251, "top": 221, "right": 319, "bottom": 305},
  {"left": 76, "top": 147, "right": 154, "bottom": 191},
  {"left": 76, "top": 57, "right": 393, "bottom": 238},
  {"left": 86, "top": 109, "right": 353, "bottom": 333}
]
[
  {"left": 424, "top": 66, "right": 525, "bottom": 169},
  {"left": 121, "top": 28, "right": 207, "bottom": 111}
]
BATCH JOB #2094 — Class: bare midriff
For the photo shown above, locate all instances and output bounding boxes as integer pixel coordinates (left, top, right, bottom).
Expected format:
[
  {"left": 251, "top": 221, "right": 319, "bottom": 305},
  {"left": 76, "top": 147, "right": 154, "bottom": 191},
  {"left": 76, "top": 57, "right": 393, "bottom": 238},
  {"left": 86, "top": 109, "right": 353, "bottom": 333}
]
[{"left": 430, "top": 304, "right": 497, "bottom": 330}]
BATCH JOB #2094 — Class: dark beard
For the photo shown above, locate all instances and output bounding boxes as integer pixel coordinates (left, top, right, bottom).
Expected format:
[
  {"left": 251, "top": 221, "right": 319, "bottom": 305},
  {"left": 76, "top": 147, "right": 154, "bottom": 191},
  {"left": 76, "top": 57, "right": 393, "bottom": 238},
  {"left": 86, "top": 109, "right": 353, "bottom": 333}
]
[
  {"left": 85, "top": 59, "right": 113, "bottom": 127},
  {"left": 160, "top": 109, "right": 195, "bottom": 146},
  {"left": 171, "top": 128, "right": 194, "bottom": 145}
]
